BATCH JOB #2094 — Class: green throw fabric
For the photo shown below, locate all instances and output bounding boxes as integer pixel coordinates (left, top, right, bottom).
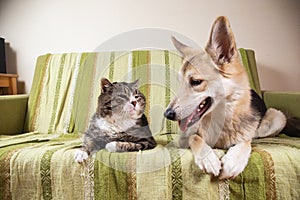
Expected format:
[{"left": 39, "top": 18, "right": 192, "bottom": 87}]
[
  {"left": 24, "top": 51, "right": 182, "bottom": 136},
  {"left": 1, "top": 134, "right": 299, "bottom": 199},
  {"left": 0, "top": 49, "right": 299, "bottom": 200}
]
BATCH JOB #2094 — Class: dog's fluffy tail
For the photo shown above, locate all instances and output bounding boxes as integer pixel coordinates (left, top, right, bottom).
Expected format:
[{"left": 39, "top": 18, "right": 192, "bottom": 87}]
[
  {"left": 256, "top": 108, "right": 286, "bottom": 138},
  {"left": 256, "top": 109, "right": 300, "bottom": 138}
]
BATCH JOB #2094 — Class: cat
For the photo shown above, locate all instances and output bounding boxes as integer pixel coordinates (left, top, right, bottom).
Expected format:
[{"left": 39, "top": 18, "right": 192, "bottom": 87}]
[{"left": 74, "top": 78, "right": 156, "bottom": 163}]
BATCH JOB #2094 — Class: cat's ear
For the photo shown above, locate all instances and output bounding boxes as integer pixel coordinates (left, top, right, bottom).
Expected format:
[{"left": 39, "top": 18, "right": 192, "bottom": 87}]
[
  {"left": 101, "top": 78, "right": 113, "bottom": 92},
  {"left": 131, "top": 79, "right": 140, "bottom": 88}
]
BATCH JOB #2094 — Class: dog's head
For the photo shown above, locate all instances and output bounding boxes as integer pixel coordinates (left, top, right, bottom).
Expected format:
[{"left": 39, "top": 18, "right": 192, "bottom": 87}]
[{"left": 165, "top": 16, "right": 249, "bottom": 133}]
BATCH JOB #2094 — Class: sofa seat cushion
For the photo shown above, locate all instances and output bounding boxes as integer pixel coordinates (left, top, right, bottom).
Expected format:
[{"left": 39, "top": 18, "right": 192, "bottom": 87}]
[{"left": 1, "top": 132, "right": 299, "bottom": 200}]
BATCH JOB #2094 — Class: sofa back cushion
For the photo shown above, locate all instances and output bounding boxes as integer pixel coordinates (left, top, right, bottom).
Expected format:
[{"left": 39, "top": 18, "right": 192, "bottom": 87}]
[
  {"left": 239, "top": 49, "right": 262, "bottom": 97},
  {"left": 25, "top": 53, "right": 83, "bottom": 134},
  {"left": 24, "top": 50, "right": 182, "bottom": 135},
  {"left": 24, "top": 49, "right": 261, "bottom": 135}
]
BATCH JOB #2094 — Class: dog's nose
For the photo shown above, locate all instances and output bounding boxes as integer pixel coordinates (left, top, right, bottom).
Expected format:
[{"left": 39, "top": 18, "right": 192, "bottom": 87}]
[{"left": 164, "top": 108, "right": 176, "bottom": 120}]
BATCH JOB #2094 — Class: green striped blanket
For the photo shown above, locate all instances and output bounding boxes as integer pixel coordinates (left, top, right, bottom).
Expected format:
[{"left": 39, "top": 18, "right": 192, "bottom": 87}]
[{"left": 0, "top": 50, "right": 299, "bottom": 200}]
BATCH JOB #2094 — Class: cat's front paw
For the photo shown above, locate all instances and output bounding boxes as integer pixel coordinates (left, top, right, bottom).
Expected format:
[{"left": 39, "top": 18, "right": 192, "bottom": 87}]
[
  {"left": 105, "top": 141, "right": 118, "bottom": 152},
  {"left": 74, "top": 149, "right": 89, "bottom": 163}
]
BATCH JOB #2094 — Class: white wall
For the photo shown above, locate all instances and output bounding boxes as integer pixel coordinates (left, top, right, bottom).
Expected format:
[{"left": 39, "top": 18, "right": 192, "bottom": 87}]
[{"left": 0, "top": 0, "right": 299, "bottom": 93}]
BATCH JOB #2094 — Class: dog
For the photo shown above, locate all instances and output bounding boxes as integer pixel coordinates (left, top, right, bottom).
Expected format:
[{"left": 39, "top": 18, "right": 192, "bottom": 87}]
[{"left": 164, "top": 16, "right": 286, "bottom": 179}]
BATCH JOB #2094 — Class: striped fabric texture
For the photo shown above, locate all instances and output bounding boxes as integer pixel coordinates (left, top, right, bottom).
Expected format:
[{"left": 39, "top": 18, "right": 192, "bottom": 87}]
[
  {"left": 25, "top": 50, "right": 182, "bottom": 136},
  {"left": 0, "top": 49, "right": 299, "bottom": 200}
]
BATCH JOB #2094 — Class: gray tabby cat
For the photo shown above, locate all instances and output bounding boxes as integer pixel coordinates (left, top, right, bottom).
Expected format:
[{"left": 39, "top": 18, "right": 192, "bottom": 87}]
[{"left": 75, "top": 78, "right": 156, "bottom": 163}]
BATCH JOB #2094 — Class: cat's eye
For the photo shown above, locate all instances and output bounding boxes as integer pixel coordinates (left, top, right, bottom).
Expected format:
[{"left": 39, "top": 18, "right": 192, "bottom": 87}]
[
  {"left": 134, "top": 90, "right": 140, "bottom": 99},
  {"left": 190, "top": 79, "right": 203, "bottom": 87},
  {"left": 119, "top": 94, "right": 129, "bottom": 101},
  {"left": 116, "top": 98, "right": 123, "bottom": 103}
]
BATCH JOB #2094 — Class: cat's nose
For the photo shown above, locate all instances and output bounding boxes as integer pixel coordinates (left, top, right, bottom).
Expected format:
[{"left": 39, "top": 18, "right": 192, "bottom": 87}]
[
  {"left": 164, "top": 108, "right": 176, "bottom": 120},
  {"left": 131, "top": 101, "right": 137, "bottom": 107}
]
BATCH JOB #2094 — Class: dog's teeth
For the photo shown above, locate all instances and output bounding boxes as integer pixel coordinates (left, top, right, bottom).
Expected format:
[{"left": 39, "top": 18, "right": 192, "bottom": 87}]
[
  {"left": 199, "top": 100, "right": 207, "bottom": 110},
  {"left": 197, "top": 108, "right": 201, "bottom": 112}
]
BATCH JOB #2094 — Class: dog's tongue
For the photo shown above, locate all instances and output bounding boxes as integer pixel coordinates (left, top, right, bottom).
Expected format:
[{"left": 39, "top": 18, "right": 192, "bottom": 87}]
[{"left": 178, "top": 110, "right": 197, "bottom": 132}]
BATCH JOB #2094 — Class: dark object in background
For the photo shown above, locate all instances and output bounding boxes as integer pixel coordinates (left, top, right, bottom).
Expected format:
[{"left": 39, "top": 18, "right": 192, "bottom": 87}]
[
  {"left": 0, "top": 37, "right": 6, "bottom": 73},
  {"left": 283, "top": 117, "right": 300, "bottom": 137}
]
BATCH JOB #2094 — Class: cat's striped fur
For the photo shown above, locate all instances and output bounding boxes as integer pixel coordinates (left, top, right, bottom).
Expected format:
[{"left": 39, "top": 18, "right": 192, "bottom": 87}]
[{"left": 75, "top": 78, "right": 156, "bottom": 162}]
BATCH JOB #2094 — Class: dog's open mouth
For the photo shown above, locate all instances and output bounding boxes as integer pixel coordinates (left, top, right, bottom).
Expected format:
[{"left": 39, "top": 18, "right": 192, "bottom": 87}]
[{"left": 178, "top": 97, "right": 212, "bottom": 132}]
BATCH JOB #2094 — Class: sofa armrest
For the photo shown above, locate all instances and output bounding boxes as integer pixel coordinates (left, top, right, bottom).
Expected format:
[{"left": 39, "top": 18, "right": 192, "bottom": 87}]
[
  {"left": 263, "top": 91, "right": 300, "bottom": 118},
  {"left": 0, "top": 94, "right": 29, "bottom": 135}
]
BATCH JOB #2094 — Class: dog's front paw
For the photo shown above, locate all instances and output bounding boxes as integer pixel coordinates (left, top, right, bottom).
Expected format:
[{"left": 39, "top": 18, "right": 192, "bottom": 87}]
[
  {"left": 189, "top": 134, "right": 221, "bottom": 176},
  {"left": 105, "top": 141, "right": 118, "bottom": 152},
  {"left": 220, "top": 142, "right": 251, "bottom": 179},
  {"left": 74, "top": 149, "right": 89, "bottom": 163},
  {"left": 194, "top": 149, "right": 222, "bottom": 176}
]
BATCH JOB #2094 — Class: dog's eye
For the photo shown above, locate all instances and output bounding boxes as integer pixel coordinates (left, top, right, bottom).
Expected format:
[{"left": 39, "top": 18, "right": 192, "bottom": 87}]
[{"left": 190, "top": 79, "right": 203, "bottom": 87}]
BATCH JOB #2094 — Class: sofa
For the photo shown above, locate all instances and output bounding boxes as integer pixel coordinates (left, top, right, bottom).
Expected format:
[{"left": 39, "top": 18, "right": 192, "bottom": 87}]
[{"left": 0, "top": 49, "right": 299, "bottom": 200}]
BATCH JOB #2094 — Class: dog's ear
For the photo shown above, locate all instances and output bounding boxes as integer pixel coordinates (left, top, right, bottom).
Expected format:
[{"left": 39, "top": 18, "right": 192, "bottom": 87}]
[
  {"left": 171, "top": 36, "right": 195, "bottom": 58},
  {"left": 205, "top": 16, "right": 237, "bottom": 65}
]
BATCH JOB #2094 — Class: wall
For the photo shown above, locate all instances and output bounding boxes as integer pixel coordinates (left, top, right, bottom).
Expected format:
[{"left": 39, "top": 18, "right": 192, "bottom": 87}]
[{"left": 0, "top": 0, "right": 299, "bottom": 93}]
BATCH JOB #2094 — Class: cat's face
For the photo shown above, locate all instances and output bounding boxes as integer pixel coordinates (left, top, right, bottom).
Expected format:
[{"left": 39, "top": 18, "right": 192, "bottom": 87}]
[{"left": 98, "top": 78, "right": 146, "bottom": 120}]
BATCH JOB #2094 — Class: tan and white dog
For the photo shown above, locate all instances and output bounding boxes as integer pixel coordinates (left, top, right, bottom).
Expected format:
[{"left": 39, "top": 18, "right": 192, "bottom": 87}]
[{"left": 164, "top": 16, "right": 286, "bottom": 179}]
